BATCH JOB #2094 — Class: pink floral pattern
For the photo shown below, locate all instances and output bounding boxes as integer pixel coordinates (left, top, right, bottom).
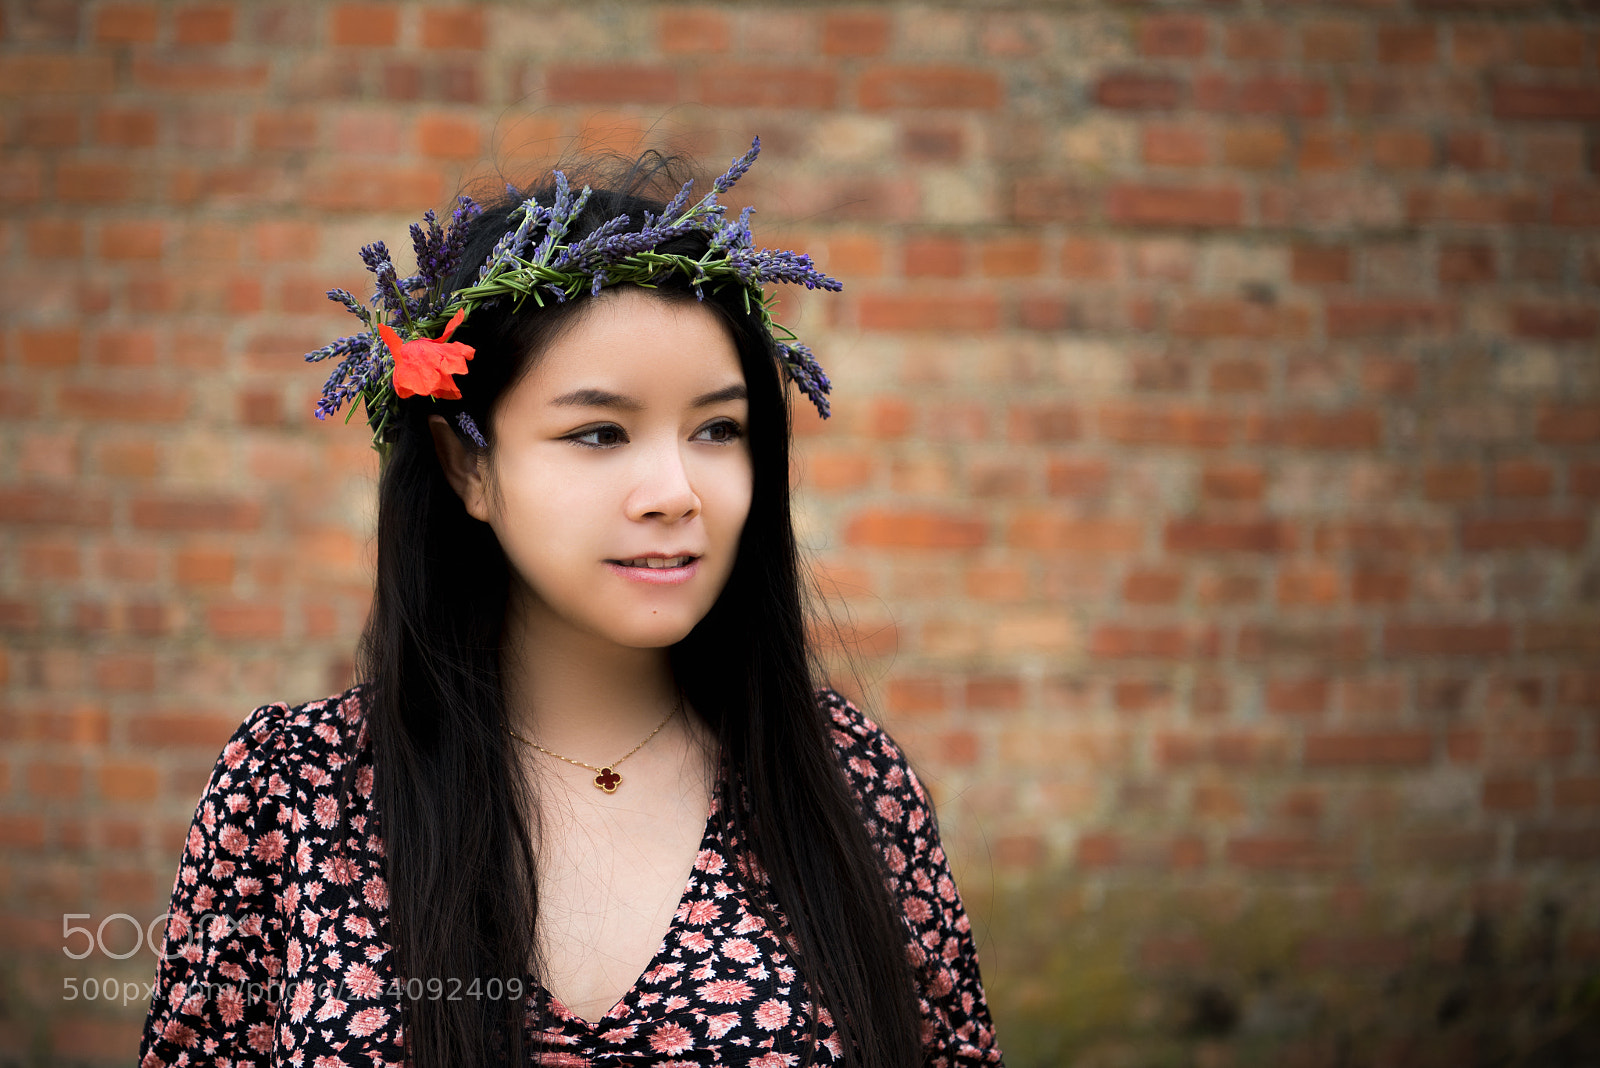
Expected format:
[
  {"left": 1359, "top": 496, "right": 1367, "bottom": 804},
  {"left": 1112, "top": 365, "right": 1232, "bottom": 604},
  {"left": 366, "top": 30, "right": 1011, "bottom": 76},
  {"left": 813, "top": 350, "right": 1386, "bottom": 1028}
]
[{"left": 139, "top": 687, "right": 1002, "bottom": 1067}]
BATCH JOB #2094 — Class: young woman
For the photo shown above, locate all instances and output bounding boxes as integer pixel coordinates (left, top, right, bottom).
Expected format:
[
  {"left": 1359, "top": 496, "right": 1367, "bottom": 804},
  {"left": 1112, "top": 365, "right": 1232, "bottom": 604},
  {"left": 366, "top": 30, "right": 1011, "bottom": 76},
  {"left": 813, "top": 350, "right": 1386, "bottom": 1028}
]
[{"left": 139, "top": 141, "right": 1002, "bottom": 1068}]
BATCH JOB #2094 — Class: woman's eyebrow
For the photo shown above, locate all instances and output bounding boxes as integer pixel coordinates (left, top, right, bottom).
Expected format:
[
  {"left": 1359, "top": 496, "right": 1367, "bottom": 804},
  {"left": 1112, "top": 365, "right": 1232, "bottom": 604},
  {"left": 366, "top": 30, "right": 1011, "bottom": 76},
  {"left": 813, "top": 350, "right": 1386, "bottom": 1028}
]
[{"left": 548, "top": 384, "right": 748, "bottom": 410}]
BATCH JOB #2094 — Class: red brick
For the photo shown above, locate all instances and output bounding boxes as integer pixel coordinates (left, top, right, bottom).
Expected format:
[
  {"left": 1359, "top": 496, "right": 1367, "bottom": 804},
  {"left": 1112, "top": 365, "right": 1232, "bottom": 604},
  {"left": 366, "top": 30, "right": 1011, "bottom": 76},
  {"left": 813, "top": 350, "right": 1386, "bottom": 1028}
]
[
  {"left": 175, "top": 5, "right": 234, "bottom": 45},
  {"left": 1124, "top": 569, "right": 1182, "bottom": 604},
  {"left": 21, "top": 540, "right": 80, "bottom": 580},
  {"left": 1047, "top": 459, "right": 1109, "bottom": 498},
  {"left": 58, "top": 385, "right": 187, "bottom": 422},
  {"left": 1569, "top": 463, "right": 1600, "bottom": 498},
  {"left": 94, "top": 107, "right": 159, "bottom": 147},
  {"left": 1438, "top": 243, "right": 1495, "bottom": 283},
  {"left": 1095, "top": 71, "right": 1183, "bottom": 110},
  {"left": 902, "top": 236, "right": 964, "bottom": 278},
  {"left": 94, "top": 4, "right": 157, "bottom": 43},
  {"left": 1226, "top": 22, "right": 1286, "bottom": 61},
  {"left": 100, "top": 220, "right": 164, "bottom": 260},
  {"left": 1461, "top": 515, "right": 1587, "bottom": 551},
  {"left": 964, "top": 565, "right": 1029, "bottom": 601},
  {"left": 1515, "top": 827, "right": 1600, "bottom": 862},
  {"left": 130, "top": 58, "right": 269, "bottom": 93},
  {"left": 1139, "top": 14, "right": 1207, "bottom": 58},
  {"left": 252, "top": 110, "right": 318, "bottom": 151},
  {"left": 330, "top": 4, "right": 398, "bottom": 47},
  {"left": 421, "top": 8, "right": 484, "bottom": 50},
  {"left": 1301, "top": 20, "right": 1365, "bottom": 63},
  {"left": 1383, "top": 623, "right": 1512, "bottom": 656},
  {"left": 1305, "top": 732, "right": 1431, "bottom": 767},
  {"left": 1165, "top": 519, "right": 1295, "bottom": 553},
  {"left": 1492, "top": 460, "right": 1553, "bottom": 498},
  {"left": 966, "top": 676, "right": 1023, "bottom": 710},
  {"left": 844, "top": 509, "right": 987, "bottom": 549},
  {"left": 1483, "top": 777, "right": 1538, "bottom": 811},
  {"left": 0, "top": 488, "right": 110, "bottom": 527},
  {"left": 859, "top": 67, "right": 1002, "bottom": 110},
  {"left": 1511, "top": 304, "right": 1598, "bottom": 340},
  {"left": 1202, "top": 75, "right": 1330, "bottom": 118},
  {"left": 696, "top": 67, "right": 835, "bottom": 108},
  {"left": 96, "top": 653, "right": 155, "bottom": 692},
  {"left": 19, "top": 108, "right": 80, "bottom": 147},
  {"left": 1107, "top": 184, "right": 1244, "bottom": 228},
  {"left": 416, "top": 113, "right": 481, "bottom": 160},
  {"left": 1007, "top": 514, "right": 1142, "bottom": 553},
  {"left": 1554, "top": 777, "right": 1600, "bottom": 808},
  {"left": 1350, "top": 569, "right": 1407, "bottom": 604},
  {"left": 1076, "top": 832, "right": 1121, "bottom": 868},
  {"left": 859, "top": 294, "right": 999, "bottom": 331},
  {"left": 1292, "top": 245, "right": 1351, "bottom": 284},
  {"left": 978, "top": 238, "right": 1043, "bottom": 277},
  {"left": 1536, "top": 404, "right": 1600, "bottom": 444},
  {"left": 1099, "top": 403, "right": 1234, "bottom": 448},
  {"left": 823, "top": 12, "right": 891, "bottom": 56},
  {"left": 1011, "top": 177, "right": 1089, "bottom": 223},
  {"left": 1223, "top": 125, "right": 1288, "bottom": 169},
  {"left": 20, "top": 216, "right": 82, "bottom": 258},
  {"left": 127, "top": 713, "right": 238, "bottom": 749},
  {"left": 0, "top": 55, "right": 116, "bottom": 95},
  {"left": 98, "top": 762, "right": 159, "bottom": 802},
  {"left": 1377, "top": 25, "right": 1437, "bottom": 64},
  {"left": 0, "top": 815, "right": 46, "bottom": 849},
  {"left": 207, "top": 602, "right": 285, "bottom": 640},
  {"left": 304, "top": 164, "right": 446, "bottom": 212},
  {"left": 1445, "top": 130, "right": 1503, "bottom": 170},
  {"left": 887, "top": 677, "right": 945, "bottom": 716},
  {"left": 1226, "top": 835, "right": 1351, "bottom": 871},
  {"left": 1174, "top": 299, "right": 1310, "bottom": 339},
  {"left": 658, "top": 9, "right": 730, "bottom": 54},
  {"left": 1142, "top": 125, "right": 1208, "bottom": 167},
  {"left": 1372, "top": 127, "right": 1434, "bottom": 169},
  {"left": 1521, "top": 25, "right": 1585, "bottom": 67},
  {"left": 1326, "top": 300, "right": 1454, "bottom": 337},
  {"left": 130, "top": 495, "right": 263, "bottom": 532},
  {"left": 18, "top": 327, "right": 81, "bottom": 368},
  {"left": 1494, "top": 82, "right": 1600, "bottom": 121},
  {"left": 1298, "top": 128, "right": 1362, "bottom": 171},
  {"left": 1092, "top": 625, "right": 1217, "bottom": 661}
]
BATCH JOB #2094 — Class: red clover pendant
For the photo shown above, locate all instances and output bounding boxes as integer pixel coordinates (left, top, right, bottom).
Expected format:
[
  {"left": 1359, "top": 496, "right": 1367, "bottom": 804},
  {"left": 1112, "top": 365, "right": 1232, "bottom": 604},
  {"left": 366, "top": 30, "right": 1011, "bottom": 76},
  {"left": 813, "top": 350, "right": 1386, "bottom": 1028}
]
[{"left": 593, "top": 767, "right": 622, "bottom": 792}]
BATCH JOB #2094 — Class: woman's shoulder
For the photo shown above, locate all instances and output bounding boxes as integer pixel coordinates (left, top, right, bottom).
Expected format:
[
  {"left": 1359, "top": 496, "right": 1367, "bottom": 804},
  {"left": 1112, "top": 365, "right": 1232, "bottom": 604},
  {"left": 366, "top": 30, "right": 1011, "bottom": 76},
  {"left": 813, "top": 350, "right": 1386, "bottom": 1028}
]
[
  {"left": 213, "top": 684, "right": 371, "bottom": 786},
  {"left": 814, "top": 686, "right": 934, "bottom": 818}
]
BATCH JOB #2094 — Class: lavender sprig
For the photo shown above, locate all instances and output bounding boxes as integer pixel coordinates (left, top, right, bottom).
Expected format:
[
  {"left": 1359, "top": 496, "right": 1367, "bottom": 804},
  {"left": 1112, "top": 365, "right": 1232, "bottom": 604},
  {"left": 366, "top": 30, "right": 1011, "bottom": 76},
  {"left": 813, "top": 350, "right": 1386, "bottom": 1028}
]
[{"left": 713, "top": 136, "right": 761, "bottom": 194}]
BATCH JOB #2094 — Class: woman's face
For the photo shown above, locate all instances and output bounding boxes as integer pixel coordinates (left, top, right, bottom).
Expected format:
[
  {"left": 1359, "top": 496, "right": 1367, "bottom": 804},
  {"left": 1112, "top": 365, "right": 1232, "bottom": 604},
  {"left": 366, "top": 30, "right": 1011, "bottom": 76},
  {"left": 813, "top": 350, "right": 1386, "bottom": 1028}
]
[{"left": 457, "top": 287, "right": 753, "bottom": 650}]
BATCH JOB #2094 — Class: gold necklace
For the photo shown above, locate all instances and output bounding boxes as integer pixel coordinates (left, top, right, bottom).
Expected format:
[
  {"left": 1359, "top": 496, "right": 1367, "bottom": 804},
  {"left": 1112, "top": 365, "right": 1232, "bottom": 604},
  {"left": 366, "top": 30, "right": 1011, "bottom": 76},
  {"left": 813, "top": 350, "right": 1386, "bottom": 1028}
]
[{"left": 507, "top": 693, "right": 680, "bottom": 794}]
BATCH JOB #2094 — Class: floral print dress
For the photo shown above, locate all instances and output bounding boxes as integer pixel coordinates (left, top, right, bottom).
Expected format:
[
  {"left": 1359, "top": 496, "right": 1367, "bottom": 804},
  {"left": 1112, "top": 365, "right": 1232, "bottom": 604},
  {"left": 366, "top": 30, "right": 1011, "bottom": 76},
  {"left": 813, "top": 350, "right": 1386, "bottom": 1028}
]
[{"left": 138, "top": 686, "right": 1003, "bottom": 1067}]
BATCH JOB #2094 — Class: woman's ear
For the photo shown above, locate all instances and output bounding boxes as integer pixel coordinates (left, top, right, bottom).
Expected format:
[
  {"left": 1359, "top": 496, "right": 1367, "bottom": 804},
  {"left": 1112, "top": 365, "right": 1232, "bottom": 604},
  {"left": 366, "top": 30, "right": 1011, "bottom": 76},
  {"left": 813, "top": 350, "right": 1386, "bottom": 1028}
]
[{"left": 428, "top": 414, "right": 491, "bottom": 522}]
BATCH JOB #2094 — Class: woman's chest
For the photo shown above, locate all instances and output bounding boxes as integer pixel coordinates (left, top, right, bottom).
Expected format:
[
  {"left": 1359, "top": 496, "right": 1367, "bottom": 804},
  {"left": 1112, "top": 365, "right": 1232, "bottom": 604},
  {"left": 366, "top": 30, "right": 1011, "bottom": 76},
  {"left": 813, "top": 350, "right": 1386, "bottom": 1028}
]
[{"left": 530, "top": 760, "right": 717, "bottom": 1023}]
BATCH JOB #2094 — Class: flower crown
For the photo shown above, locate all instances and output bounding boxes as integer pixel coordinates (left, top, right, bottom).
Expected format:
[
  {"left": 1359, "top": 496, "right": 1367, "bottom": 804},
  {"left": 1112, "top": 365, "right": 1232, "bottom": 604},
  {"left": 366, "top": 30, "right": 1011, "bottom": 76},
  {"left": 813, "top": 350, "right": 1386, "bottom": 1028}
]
[{"left": 305, "top": 137, "right": 839, "bottom": 455}]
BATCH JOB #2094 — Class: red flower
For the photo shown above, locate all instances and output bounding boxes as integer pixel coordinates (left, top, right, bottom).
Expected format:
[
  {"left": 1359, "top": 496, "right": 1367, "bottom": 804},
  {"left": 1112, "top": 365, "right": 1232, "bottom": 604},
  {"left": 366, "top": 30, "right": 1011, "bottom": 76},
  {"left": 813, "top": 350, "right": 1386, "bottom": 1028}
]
[{"left": 379, "top": 308, "right": 474, "bottom": 400}]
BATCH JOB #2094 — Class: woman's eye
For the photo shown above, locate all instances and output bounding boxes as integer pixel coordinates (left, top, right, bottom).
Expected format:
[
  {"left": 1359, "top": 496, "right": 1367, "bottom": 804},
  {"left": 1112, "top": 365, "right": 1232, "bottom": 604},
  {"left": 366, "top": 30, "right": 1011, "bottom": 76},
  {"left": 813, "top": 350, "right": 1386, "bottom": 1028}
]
[
  {"left": 696, "top": 420, "right": 744, "bottom": 444},
  {"left": 568, "top": 424, "right": 627, "bottom": 448}
]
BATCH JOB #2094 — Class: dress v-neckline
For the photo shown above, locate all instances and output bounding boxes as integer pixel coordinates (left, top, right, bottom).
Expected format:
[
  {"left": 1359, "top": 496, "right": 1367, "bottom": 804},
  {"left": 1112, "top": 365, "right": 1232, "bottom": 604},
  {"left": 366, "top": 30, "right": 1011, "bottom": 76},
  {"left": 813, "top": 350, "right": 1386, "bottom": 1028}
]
[{"left": 532, "top": 750, "right": 724, "bottom": 1031}]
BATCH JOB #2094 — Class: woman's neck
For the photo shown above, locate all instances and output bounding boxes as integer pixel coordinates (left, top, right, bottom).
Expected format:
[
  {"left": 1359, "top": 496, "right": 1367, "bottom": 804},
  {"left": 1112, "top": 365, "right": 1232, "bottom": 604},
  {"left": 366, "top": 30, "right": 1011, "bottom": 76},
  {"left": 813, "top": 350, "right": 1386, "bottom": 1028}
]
[{"left": 500, "top": 589, "right": 682, "bottom": 758}]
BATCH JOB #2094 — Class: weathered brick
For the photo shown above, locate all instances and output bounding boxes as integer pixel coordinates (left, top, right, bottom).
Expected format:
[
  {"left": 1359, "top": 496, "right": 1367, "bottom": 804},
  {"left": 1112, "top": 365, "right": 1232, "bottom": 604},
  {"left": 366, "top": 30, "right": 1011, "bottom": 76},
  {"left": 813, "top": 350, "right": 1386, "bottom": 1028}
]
[
  {"left": 697, "top": 66, "right": 836, "bottom": 108},
  {"left": 859, "top": 67, "right": 1002, "bottom": 110},
  {"left": 822, "top": 12, "right": 891, "bottom": 56}
]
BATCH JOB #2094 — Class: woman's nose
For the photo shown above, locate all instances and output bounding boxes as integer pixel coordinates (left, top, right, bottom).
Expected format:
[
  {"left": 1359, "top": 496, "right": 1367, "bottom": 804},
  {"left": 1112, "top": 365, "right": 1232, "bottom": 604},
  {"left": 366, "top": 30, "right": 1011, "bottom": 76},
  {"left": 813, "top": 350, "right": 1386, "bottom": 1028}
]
[{"left": 627, "top": 439, "right": 700, "bottom": 522}]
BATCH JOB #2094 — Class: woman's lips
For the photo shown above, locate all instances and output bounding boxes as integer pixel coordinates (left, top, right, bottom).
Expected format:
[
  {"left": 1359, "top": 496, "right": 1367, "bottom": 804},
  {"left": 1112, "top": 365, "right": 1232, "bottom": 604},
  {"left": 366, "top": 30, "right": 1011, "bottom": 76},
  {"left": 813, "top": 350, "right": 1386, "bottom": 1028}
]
[{"left": 605, "top": 557, "right": 701, "bottom": 586}]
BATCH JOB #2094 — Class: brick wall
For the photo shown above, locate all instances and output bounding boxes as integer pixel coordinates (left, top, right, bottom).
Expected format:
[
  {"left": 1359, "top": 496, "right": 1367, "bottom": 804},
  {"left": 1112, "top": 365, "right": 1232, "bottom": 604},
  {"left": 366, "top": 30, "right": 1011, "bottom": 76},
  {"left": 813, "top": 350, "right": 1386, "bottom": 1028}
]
[{"left": 3, "top": 1, "right": 1599, "bottom": 1064}]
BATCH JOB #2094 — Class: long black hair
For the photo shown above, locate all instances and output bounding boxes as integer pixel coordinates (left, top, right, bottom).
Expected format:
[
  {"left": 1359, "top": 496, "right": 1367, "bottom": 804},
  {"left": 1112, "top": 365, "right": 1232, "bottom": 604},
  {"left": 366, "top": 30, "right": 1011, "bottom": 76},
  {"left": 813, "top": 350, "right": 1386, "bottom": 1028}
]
[{"left": 354, "top": 150, "right": 923, "bottom": 1067}]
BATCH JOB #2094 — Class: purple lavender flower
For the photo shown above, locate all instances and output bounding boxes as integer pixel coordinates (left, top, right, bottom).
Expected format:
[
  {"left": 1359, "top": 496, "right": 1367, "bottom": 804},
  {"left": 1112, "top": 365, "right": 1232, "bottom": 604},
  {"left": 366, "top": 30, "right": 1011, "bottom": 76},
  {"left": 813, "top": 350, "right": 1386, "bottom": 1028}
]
[
  {"left": 456, "top": 411, "right": 487, "bottom": 447},
  {"left": 713, "top": 137, "right": 761, "bottom": 194}
]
